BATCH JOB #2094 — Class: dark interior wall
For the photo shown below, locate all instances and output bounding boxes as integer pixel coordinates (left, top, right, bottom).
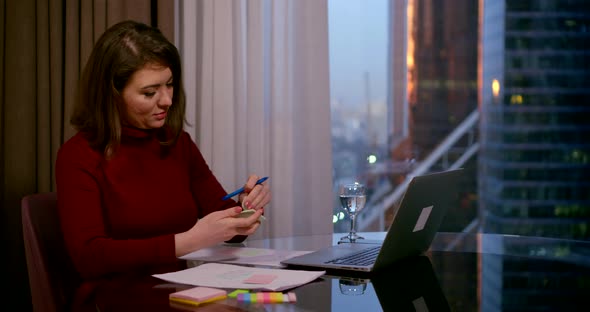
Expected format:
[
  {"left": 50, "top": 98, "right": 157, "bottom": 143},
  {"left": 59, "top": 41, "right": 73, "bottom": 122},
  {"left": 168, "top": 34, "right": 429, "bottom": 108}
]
[
  {"left": 0, "top": 1, "right": 175, "bottom": 310},
  {"left": 1, "top": 0, "right": 39, "bottom": 309}
]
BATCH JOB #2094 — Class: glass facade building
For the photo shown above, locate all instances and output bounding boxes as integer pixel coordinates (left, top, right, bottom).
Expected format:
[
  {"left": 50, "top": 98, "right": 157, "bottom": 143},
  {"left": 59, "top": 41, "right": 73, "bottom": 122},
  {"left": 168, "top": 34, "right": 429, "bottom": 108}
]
[
  {"left": 480, "top": 3, "right": 590, "bottom": 310},
  {"left": 480, "top": 0, "right": 590, "bottom": 240}
]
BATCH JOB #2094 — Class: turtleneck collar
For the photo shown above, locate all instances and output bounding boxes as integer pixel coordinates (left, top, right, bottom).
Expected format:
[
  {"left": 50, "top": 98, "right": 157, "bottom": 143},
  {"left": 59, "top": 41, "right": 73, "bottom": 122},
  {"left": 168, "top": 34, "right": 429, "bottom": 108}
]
[
  {"left": 121, "top": 126, "right": 158, "bottom": 139},
  {"left": 120, "top": 125, "right": 174, "bottom": 143}
]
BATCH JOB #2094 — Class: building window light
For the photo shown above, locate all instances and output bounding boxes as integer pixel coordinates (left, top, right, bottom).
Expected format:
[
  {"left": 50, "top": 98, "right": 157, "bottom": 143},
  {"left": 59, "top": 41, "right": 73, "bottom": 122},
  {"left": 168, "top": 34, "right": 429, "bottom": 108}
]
[{"left": 510, "top": 94, "right": 523, "bottom": 105}]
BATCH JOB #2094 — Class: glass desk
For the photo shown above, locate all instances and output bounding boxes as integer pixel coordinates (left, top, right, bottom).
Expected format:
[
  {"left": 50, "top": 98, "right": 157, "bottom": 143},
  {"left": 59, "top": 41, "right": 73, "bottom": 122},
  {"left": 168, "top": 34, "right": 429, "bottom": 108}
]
[{"left": 93, "top": 232, "right": 590, "bottom": 311}]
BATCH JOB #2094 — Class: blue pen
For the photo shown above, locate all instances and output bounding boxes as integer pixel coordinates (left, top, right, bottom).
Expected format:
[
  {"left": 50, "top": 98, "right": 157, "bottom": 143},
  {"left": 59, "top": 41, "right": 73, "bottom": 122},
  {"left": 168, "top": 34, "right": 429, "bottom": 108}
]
[{"left": 222, "top": 176, "right": 269, "bottom": 200}]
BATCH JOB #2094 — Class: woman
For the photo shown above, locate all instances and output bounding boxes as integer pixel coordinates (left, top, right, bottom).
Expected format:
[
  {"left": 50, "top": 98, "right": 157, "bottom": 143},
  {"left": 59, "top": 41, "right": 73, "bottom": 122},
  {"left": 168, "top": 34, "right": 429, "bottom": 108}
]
[{"left": 56, "top": 20, "right": 270, "bottom": 310}]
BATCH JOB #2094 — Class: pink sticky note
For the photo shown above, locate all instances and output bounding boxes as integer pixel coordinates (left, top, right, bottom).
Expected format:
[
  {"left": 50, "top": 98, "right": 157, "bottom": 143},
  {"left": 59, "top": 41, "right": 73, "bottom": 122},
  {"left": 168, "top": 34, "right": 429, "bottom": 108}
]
[
  {"left": 169, "top": 286, "right": 227, "bottom": 303},
  {"left": 243, "top": 274, "right": 278, "bottom": 284}
]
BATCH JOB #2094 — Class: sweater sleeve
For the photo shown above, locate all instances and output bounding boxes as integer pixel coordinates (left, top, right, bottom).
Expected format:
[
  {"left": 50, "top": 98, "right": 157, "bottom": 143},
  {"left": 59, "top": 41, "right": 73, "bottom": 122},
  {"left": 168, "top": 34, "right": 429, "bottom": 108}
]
[
  {"left": 56, "top": 137, "right": 179, "bottom": 279},
  {"left": 184, "top": 132, "right": 238, "bottom": 215},
  {"left": 183, "top": 133, "right": 247, "bottom": 243}
]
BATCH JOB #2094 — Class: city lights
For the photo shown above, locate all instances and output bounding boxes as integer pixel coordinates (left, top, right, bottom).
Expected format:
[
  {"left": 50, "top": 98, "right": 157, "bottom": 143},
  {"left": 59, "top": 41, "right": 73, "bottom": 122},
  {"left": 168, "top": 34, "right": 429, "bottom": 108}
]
[{"left": 492, "top": 79, "right": 500, "bottom": 98}]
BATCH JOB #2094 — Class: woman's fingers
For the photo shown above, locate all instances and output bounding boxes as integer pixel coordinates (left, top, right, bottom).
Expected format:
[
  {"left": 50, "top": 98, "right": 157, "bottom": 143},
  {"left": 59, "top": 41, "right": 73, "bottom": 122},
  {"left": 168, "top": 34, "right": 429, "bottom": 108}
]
[
  {"left": 244, "top": 174, "right": 260, "bottom": 192},
  {"left": 236, "top": 221, "right": 261, "bottom": 236},
  {"left": 247, "top": 184, "right": 270, "bottom": 209}
]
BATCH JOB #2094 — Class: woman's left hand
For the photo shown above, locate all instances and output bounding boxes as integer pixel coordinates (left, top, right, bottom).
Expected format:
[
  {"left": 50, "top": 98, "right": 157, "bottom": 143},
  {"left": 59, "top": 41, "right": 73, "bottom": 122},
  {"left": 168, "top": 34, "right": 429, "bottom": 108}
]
[{"left": 238, "top": 174, "right": 271, "bottom": 211}]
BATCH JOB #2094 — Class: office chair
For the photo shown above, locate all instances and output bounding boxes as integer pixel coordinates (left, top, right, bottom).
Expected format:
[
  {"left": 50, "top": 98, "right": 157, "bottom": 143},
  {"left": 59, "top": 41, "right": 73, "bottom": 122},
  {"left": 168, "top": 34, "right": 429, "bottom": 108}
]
[{"left": 22, "top": 192, "right": 80, "bottom": 312}]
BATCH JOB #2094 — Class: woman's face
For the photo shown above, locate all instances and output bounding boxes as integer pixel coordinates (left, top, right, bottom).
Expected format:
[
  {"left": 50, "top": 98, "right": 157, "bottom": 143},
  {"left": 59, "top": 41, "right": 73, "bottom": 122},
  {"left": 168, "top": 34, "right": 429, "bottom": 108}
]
[{"left": 121, "top": 64, "right": 173, "bottom": 129}]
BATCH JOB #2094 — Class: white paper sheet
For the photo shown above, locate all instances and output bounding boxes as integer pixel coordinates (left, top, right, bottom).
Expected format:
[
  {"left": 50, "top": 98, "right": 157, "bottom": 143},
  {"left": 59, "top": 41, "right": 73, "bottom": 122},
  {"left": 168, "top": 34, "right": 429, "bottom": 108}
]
[
  {"left": 153, "top": 263, "right": 325, "bottom": 291},
  {"left": 179, "top": 246, "right": 313, "bottom": 268}
]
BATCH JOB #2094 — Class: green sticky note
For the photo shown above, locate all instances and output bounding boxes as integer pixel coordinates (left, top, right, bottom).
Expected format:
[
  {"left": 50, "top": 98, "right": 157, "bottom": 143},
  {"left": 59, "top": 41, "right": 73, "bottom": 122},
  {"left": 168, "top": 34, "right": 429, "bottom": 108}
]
[{"left": 228, "top": 289, "right": 250, "bottom": 298}]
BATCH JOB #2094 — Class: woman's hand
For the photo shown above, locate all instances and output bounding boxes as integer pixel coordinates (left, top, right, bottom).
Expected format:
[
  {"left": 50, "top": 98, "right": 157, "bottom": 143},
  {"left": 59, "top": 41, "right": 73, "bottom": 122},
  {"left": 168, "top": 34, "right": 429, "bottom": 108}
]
[
  {"left": 238, "top": 174, "right": 271, "bottom": 211},
  {"left": 174, "top": 206, "right": 263, "bottom": 257}
]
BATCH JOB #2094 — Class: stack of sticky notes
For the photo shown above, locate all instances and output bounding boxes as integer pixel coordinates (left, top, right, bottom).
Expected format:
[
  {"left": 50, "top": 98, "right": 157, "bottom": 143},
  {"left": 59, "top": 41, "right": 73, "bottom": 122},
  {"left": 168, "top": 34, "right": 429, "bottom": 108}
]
[
  {"left": 228, "top": 289, "right": 297, "bottom": 303},
  {"left": 169, "top": 286, "right": 227, "bottom": 307}
]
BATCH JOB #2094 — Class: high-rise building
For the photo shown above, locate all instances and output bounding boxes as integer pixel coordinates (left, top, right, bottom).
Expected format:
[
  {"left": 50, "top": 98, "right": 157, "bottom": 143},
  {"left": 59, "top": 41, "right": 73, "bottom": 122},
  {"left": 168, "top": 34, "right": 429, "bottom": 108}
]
[
  {"left": 480, "top": 0, "right": 590, "bottom": 240},
  {"left": 480, "top": 2, "right": 590, "bottom": 310},
  {"left": 408, "top": 0, "right": 479, "bottom": 159},
  {"left": 405, "top": 0, "right": 480, "bottom": 232}
]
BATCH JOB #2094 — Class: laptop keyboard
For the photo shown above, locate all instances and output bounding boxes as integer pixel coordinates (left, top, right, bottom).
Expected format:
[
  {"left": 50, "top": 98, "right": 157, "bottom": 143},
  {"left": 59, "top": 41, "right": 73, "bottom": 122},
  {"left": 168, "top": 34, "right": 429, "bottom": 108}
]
[{"left": 325, "top": 245, "right": 382, "bottom": 266}]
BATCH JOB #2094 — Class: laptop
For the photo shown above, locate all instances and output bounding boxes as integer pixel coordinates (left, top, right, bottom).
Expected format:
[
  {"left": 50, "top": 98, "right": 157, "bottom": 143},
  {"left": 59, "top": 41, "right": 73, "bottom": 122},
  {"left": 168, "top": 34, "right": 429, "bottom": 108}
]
[{"left": 280, "top": 168, "right": 463, "bottom": 273}]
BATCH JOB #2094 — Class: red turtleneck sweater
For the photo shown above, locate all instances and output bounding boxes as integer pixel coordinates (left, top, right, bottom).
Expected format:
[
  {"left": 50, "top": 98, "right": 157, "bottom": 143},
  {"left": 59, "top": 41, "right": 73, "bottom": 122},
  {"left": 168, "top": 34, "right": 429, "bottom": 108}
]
[{"left": 56, "top": 127, "right": 239, "bottom": 307}]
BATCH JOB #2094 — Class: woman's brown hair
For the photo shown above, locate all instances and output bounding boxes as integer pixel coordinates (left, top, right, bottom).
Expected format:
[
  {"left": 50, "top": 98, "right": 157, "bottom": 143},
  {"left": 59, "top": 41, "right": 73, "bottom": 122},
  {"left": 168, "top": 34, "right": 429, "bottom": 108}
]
[{"left": 70, "top": 20, "right": 186, "bottom": 157}]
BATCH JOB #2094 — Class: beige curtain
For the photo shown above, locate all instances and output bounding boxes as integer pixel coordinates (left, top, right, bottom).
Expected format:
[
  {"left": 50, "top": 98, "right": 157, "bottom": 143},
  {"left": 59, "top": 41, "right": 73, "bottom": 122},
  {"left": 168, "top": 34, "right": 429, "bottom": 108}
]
[
  {"left": 179, "top": 0, "right": 334, "bottom": 239},
  {"left": 0, "top": 0, "right": 173, "bottom": 308}
]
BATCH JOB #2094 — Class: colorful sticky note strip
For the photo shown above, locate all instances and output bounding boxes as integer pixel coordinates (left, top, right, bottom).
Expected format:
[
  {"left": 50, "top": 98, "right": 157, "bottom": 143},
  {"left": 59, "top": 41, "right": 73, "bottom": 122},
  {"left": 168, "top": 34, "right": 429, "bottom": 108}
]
[
  {"left": 235, "top": 292, "right": 297, "bottom": 303},
  {"left": 271, "top": 292, "right": 283, "bottom": 302},
  {"left": 236, "top": 293, "right": 249, "bottom": 302}
]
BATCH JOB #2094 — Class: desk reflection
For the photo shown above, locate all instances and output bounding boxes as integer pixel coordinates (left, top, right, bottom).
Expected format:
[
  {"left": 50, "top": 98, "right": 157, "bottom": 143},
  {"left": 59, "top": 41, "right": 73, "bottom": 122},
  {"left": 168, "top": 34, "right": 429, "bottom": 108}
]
[
  {"left": 372, "top": 255, "right": 450, "bottom": 311},
  {"left": 91, "top": 233, "right": 589, "bottom": 311},
  {"left": 338, "top": 277, "right": 368, "bottom": 296},
  {"left": 329, "top": 255, "right": 449, "bottom": 311}
]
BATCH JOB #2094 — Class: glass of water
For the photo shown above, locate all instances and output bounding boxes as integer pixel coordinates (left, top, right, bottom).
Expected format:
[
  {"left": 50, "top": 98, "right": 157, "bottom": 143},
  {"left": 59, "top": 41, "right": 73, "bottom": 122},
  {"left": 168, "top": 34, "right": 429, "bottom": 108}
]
[{"left": 339, "top": 182, "right": 366, "bottom": 242}]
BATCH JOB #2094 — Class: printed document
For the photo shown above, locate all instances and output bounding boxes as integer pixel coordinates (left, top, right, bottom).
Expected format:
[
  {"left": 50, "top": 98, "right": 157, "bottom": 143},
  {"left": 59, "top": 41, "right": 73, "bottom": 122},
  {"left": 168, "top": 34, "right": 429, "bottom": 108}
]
[
  {"left": 153, "top": 263, "right": 325, "bottom": 291},
  {"left": 180, "top": 245, "right": 313, "bottom": 268}
]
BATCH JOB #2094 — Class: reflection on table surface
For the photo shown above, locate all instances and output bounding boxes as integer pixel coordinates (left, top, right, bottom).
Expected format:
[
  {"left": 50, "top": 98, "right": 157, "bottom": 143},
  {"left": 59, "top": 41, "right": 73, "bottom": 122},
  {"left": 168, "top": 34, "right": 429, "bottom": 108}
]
[
  {"left": 244, "top": 232, "right": 590, "bottom": 311},
  {"left": 96, "top": 232, "right": 590, "bottom": 311},
  {"left": 245, "top": 232, "right": 590, "bottom": 267}
]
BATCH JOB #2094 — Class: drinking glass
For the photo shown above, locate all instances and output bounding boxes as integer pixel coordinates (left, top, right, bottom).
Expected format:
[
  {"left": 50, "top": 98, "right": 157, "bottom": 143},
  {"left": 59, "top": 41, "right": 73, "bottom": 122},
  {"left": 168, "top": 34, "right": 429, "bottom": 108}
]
[{"left": 338, "top": 182, "right": 367, "bottom": 242}]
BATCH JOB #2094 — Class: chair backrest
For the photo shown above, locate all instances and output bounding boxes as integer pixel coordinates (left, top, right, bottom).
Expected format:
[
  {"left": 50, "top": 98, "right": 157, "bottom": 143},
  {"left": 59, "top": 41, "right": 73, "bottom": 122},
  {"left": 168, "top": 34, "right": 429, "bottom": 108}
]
[{"left": 22, "top": 192, "right": 80, "bottom": 312}]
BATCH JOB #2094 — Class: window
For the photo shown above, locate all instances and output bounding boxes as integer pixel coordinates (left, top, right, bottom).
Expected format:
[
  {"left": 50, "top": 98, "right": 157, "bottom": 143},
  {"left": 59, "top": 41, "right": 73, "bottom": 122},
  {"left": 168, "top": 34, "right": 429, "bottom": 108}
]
[
  {"left": 329, "top": 0, "right": 589, "bottom": 240},
  {"left": 329, "top": 0, "right": 479, "bottom": 234},
  {"left": 328, "top": 0, "right": 391, "bottom": 233}
]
